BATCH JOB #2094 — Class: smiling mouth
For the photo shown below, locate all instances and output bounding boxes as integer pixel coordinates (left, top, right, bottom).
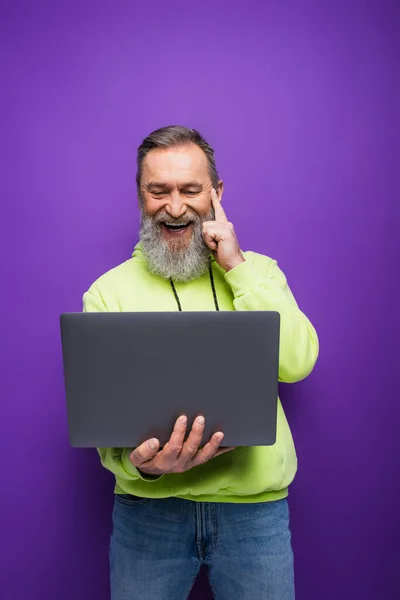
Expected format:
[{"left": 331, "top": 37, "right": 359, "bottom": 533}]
[{"left": 162, "top": 222, "right": 193, "bottom": 231}]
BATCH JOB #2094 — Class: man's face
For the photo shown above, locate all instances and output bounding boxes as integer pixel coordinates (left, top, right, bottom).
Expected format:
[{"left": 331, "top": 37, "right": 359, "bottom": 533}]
[{"left": 138, "top": 144, "right": 223, "bottom": 282}]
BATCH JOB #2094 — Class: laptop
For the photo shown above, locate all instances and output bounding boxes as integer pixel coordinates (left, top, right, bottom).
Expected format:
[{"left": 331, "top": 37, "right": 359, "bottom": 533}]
[{"left": 60, "top": 311, "right": 280, "bottom": 448}]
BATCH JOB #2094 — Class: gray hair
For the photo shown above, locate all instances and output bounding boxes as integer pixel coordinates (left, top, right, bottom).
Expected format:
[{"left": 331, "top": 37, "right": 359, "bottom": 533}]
[{"left": 136, "top": 125, "right": 219, "bottom": 201}]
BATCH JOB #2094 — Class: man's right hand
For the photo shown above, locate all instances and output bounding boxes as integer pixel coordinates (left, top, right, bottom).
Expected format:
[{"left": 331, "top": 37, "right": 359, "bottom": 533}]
[{"left": 129, "top": 415, "right": 235, "bottom": 476}]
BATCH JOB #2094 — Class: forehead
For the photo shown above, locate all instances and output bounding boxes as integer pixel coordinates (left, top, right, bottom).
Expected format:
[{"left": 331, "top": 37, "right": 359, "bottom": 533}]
[{"left": 141, "top": 144, "right": 210, "bottom": 184}]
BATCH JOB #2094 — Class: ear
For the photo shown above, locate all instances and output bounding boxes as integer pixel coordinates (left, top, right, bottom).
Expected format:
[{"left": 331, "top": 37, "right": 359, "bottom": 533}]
[{"left": 216, "top": 180, "right": 224, "bottom": 202}]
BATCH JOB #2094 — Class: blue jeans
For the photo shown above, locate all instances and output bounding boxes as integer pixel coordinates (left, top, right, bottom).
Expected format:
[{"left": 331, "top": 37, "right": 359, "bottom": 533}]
[{"left": 110, "top": 495, "right": 295, "bottom": 599}]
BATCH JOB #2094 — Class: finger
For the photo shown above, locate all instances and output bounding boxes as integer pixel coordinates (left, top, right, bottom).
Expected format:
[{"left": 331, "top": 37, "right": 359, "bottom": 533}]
[
  {"left": 202, "top": 229, "right": 218, "bottom": 251},
  {"left": 191, "top": 431, "right": 226, "bottom": 466},
  {"left": 180, "top": 415, "right": 206, "bottom": 462},
  {"left": 202, "top": 223, "right": 229, "bottom": 250},
  {"left": 130, "top": 438, "right": 160, "bottom": 467},
  {"left": 211, "top": 188, "right": 228, "bottom": 223},
  {"left": 162, "top": 415, "right": 188, "bottom": 458},
  {"left": 203, "top": 222, "right": 232, "bottom": 236}
]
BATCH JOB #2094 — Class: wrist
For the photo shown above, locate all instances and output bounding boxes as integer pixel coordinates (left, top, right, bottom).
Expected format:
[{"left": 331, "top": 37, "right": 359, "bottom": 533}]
[{"left": 225, "top": 253, "right": 245, "bottom": 272}]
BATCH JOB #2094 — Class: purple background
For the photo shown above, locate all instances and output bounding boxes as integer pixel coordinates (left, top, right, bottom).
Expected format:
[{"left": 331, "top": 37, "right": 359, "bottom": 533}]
[{"left": 1, "top": 1, "right": 398, "bottom": 598}]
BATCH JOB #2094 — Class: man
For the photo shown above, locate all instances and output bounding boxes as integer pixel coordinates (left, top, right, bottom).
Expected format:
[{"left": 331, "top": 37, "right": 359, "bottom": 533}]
[{"left": 83, "top": 125, "right": 319, "bottom": 600}]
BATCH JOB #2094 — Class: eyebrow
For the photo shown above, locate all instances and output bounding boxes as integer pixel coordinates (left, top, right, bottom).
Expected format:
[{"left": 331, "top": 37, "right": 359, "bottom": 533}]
[
  {"left": 145, "top": 181, "right": 203, "bottom": 189},
  {"left": 180, "top": 181, "right": 203, "bottom": 188}
]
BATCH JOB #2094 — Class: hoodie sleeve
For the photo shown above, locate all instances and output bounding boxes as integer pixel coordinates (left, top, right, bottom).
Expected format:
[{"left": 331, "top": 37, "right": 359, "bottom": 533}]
[
  {"left": 224, "top": 253, "right": 319, "bottom": 383},
  {"left": 82, "top": 286, "right": 162, "bottom": 484}
]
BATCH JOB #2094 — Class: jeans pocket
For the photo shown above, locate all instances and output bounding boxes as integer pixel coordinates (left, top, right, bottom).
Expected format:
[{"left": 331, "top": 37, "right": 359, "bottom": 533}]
[{"left": 115, "top": 494, "right": 151, "bottom": 507}]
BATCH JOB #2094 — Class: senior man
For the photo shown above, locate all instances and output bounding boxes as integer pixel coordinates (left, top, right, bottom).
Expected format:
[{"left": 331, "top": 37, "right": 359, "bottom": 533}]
[{"left": 83, "top": 125, "right": 319, "bottom": 600}]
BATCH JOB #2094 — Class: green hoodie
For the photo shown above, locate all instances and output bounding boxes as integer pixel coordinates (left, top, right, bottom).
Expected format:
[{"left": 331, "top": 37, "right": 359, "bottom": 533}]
[{"left": 83, "top": 243, "right": 319, "bottom": 503}]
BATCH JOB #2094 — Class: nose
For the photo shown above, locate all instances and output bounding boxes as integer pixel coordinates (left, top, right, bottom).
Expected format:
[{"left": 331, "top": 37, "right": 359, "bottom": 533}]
[{"left": 165, "top": 191, "right": 187, "bottom": 219}]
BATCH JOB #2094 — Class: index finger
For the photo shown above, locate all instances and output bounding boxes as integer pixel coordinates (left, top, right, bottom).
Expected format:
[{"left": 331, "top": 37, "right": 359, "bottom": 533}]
[{"left": 211, "top": 188, "right": 228, "bottom": 223}]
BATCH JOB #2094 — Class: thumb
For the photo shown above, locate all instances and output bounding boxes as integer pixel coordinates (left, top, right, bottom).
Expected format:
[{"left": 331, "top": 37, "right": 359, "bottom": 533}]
[{"left": 130, "top": 438, "right": 160, "bottom": 466}]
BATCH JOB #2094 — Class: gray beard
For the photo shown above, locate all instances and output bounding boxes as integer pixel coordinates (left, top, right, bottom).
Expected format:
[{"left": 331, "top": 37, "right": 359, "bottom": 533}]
[{"left": 139, "top": 209, "right": 214, "bottom": 283}]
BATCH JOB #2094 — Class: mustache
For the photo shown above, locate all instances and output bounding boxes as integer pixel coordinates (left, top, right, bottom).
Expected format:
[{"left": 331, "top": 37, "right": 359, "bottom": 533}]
[
  {"left": 154, "top": 212, "right": 197, "bottom": 226},
  {"left": 143, "top": 208, "right": 215, "bottom": 227}
]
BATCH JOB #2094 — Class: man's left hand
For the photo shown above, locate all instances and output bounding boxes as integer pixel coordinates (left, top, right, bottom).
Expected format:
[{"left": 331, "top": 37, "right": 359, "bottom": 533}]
[{"left": 202, "top": 189, "right": 245, "bottom": 272}]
